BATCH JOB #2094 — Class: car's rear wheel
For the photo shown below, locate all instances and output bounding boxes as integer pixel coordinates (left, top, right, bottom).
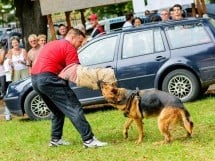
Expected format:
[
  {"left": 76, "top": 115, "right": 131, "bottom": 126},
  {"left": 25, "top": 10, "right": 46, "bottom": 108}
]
[
  {"left": 24, "top": 90, "right": 52, "bottom": 120},
  {"left": 162, "top": 69, "right": 200, "bottom": 102}
]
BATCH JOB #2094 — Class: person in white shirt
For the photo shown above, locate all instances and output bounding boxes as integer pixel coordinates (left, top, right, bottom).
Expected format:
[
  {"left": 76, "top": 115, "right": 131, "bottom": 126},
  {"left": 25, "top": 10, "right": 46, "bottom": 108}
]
[
  {"left": 3, "top": 53, "right": 13, "bottom": 121},
  {"left": 122, "top": 12, "right": 134, "bottom": 30},
  {"left": 7, "top": 36, "right": 29, "bottom": 82},
  {"left": 0, "top": 43, "right": 6, "bottom": 98}
]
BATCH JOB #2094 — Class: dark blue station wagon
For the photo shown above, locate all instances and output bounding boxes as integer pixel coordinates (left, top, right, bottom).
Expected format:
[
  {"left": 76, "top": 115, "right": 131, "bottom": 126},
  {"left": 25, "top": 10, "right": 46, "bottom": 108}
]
[{"left": 4, "top": 17, "right": 215, "bottom": 120}]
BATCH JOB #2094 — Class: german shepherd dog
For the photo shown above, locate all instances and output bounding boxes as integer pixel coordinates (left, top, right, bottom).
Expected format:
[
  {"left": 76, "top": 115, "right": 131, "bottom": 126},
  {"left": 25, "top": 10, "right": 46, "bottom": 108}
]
[{"left": 99, "top": 81, "right": 193, "bottom": 144}]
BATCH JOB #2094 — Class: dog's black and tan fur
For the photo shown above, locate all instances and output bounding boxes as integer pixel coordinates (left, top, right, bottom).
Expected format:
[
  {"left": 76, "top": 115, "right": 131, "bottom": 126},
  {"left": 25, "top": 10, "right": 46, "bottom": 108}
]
[{"left": 99, "top": 81, "right": 193, "bottom": 144}]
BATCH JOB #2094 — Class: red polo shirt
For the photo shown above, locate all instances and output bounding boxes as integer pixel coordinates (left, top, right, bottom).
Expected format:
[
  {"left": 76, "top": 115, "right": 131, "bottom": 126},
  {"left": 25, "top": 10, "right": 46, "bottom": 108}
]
[{"left": 31, "top": 39, "right": 79, "bottom": 75}]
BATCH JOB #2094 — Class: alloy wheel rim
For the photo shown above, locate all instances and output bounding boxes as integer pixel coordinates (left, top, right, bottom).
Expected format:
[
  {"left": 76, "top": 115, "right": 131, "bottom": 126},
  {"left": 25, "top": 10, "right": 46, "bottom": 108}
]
[
  {"left": 168, "top": 75, "right": 192, "bottom": 99},
  {"left": 31, "top": 95, "right": 51, "bottom": 118}
]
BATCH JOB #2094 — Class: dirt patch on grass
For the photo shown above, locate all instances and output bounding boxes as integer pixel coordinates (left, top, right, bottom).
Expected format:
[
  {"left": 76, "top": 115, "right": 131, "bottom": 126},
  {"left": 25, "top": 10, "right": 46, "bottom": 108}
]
[
  {"left": 205, "top": 84, "right": 215, "bottom": 94},
  {"left": 0, "top": 99, "right": 5, "bottom": 119}
]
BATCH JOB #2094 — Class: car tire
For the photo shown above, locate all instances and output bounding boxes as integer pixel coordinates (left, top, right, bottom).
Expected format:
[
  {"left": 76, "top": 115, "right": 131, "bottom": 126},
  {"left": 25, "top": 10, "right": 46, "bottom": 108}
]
[
  {"left": 162, "top": 69, "right": 200, "bottom": 102},
  {"left": 24, "top": 90, "right": 52, "bottom": 120}
]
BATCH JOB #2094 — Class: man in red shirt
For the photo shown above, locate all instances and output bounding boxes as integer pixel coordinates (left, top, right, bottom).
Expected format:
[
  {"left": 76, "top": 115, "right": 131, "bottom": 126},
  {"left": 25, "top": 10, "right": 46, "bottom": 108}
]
[
  {"left": 88, "top": 14, "right": 105, "bottom": 38},
  {"left": 31, "top": 28, "right": 107, "bottom": 148}
]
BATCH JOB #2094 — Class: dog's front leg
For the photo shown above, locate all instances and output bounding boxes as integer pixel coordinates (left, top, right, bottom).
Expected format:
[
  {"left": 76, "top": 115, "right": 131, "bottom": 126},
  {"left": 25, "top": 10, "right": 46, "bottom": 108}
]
[
  {"left": 123, "top": 118, "right": 133, "bottom": 140},
  {"left": 134, "top": 118, "right": 144, "bottom": 145}
]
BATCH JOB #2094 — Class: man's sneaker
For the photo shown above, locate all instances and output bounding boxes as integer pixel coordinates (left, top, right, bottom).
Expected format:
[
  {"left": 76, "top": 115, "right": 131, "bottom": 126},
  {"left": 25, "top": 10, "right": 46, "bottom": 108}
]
[
  {"left": 83, "top": 137, "right": 107, "bottom": 148},
  {"left": 49, "top": 139, "right": 70, "bottom": 147}
]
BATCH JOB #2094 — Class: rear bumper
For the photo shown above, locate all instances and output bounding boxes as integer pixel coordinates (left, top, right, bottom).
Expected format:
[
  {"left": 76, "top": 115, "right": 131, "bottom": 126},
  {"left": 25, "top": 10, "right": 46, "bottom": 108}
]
[{"left": 3, "top": 96, "right": 24, "bottom": 116}]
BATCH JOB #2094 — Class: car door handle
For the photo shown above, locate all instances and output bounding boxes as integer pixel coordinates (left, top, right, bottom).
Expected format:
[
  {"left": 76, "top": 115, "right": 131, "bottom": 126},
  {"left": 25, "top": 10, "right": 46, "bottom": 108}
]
[
  {"left": 105, "top": 66, "right": 114, "bottom": 69},
  {"left": 155, "top": 56, "right": 166, "bottom": 61}
]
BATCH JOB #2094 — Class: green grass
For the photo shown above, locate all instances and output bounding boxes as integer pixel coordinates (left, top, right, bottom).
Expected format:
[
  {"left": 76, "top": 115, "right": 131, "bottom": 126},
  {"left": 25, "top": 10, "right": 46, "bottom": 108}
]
[{"left": 0, "top": 95, "right": 215, "bottom": 161}]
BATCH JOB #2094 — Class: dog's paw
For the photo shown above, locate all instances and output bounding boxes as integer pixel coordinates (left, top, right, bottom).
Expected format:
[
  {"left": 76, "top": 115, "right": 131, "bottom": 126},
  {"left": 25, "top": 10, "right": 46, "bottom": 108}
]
[
  {"left": 123, "top": 133, "right": 128, "bottom": 139},
  {"left": 135, "top": 139, "right": 143, "bottom": 145},
  {"left": 123, "top": 129, "right": 128, "bottom": 139}
]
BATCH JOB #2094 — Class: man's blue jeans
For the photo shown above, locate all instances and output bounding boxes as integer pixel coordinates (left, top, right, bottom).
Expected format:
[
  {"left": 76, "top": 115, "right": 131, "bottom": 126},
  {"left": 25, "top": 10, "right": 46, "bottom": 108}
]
[{"left": 31, "top": 72, "right": 94, "bottom": 141}]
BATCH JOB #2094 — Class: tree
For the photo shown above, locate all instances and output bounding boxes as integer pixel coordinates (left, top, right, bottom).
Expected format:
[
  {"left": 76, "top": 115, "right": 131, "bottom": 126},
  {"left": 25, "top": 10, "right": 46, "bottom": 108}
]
[
  {"left": 14, "top": 0, "right": 47, "bottom": 50},
  {"left": 90, "top": 2, "right": 133, "bottom": 19}
]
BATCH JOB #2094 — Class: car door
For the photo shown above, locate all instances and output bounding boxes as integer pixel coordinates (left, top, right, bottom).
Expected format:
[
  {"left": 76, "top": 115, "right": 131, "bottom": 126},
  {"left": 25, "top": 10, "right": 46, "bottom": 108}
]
[
  {"left": 165, "top": 21, "right": 215, "bottom": 82},
  {"left": 116, "top": 27, "right": 170, "bottom": 90},
  {"left": 73, "top": 34, "right": 119, "bottom": 105}
]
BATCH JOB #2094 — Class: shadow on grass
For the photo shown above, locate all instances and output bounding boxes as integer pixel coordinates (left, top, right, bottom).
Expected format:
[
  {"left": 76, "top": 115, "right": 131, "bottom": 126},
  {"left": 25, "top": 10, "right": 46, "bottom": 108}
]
[
  {"left": 19, "top": 117, "right": 42, "bottom": 122},
  {"left": 84, "top": 105, "right": 115, "bottom": 114},
  {"left": 197, "top": 92, "right": 215, "bottom": 101}
]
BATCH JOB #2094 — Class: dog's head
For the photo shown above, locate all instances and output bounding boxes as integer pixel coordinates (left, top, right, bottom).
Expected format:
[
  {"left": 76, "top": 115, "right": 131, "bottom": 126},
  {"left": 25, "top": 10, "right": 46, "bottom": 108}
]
[{"left": 98, "top": 80, "right": 127, "bottom": 104}]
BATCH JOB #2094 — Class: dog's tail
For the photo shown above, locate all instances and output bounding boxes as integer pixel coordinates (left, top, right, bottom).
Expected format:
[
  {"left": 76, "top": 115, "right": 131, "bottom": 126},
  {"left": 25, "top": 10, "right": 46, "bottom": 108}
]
[{"left": 180, "top": 109, "right": 194, "bottom": 137}]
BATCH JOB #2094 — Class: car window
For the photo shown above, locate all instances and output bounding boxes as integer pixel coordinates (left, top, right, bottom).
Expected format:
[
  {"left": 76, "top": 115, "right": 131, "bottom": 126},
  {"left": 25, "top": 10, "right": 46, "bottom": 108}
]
[
  {"left": 154, "top": 28, "right": 165, "bottom": 52},
  {"left": 122, "top": 28, "right": 164, "bottom": 59},
  {"left": 79, "top": 36, "right": 117, "bottom": 66},
  {"left": 165, "top": 23, "right": 211, "bottom": 49}
]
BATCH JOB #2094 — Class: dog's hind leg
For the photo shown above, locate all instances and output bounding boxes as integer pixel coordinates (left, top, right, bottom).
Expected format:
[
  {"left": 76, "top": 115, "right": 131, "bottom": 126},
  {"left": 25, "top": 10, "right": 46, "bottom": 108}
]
[
  {"left": 134, "top": 118, "right": 144, "bottom": 145},
  {"left": 158, "top": 120, "right": 171, "bottom": 144},
  {"left": 123, "top": 118, "right": 133, "bottom": 140},
  {"left": 180, "top": 109, "right": 193, "bottom": 137},
  {"left": 157, "top": 108, "right": 173, "bottom": 144}
]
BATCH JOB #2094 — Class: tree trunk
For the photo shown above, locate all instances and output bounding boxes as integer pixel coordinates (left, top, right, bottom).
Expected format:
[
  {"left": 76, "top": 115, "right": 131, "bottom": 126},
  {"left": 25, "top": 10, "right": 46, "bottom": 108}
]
[{"left": 14, "top": 0, "right": 47, "bottom": 50}]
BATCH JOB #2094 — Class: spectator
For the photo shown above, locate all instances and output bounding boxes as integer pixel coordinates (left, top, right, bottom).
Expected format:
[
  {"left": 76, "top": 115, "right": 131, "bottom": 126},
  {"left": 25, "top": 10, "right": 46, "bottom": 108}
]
[
  {"left": 172, "top": 4, "right": 184, "bottom": 20},
  {"left": 38, "top": 34, "right": 47, "bottom": 47},
  {"left": 160, "top": 9, "right": 170, "bottom": 21},
  {"left": 74, "top": 24, "right": 89, "bottom": 46},
  {"left": 88, "top": 13, "right": 105, "bottom": 38},
  {"left": 149, "top": 10, "right": 162, "bottom": 22},
  {"left": 144, "top": 10, "right": 151, "bottom": 23},
  {"left": 122, "top": 12, "right": 134, "bottom": 29},
  {"left": 3, "top": 53, "right": 13, "bottom": 121},
  {"left": 57, "top": 24, "right": 68, "bottom": 39},
  {"left": 0, "top": 42, "right": 6, "bottom": 98},
  {"left": 31, "top": 28, "right": 107, "bottom": 148},
  {"left": 3, "top": 53, "right": 12, "bottom": 92},
  {"left": 27, "top": 34, "right": 42, "bottom": 73},
  {"left": 145, "top": 10, "right": 150, "bottom": 16},
  {"left": 132, "top": 17, "right": 143, "bottom": 27},
  {"left": 0, "top": 42, "right": 12, "bottom": 121},
  {"left": 7, "top": 36, "right": 29, "bottom": 82},
  {"left": 169, "top": 7, "right": 174, "bottom": 20}
]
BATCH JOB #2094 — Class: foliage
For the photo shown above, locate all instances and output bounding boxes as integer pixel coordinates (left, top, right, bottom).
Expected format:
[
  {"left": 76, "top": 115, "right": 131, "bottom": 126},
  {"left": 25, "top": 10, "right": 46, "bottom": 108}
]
[
  {"left": 0, "top": 95, "right": 215, "bottom": 161},
  {"left": 0, "top": 0, "right": 15, "bottom": 25},
  {"left": 89, "top": 2, "right": 133, "bottom": 19}
]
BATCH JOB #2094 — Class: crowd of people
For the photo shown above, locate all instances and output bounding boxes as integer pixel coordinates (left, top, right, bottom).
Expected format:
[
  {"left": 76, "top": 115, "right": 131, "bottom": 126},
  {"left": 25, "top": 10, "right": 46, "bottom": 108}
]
[
  {"left": 0, "top": 33, "right": 47, "bottom": 120},
  {"left": 122, "top": 4, "right": 186, "bottom": 29}
]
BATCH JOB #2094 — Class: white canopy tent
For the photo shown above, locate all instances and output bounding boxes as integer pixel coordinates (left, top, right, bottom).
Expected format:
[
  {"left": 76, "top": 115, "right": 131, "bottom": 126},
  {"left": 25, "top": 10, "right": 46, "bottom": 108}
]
[{"left": 132, "top": 0, "right": 194, "bottom": 13}]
